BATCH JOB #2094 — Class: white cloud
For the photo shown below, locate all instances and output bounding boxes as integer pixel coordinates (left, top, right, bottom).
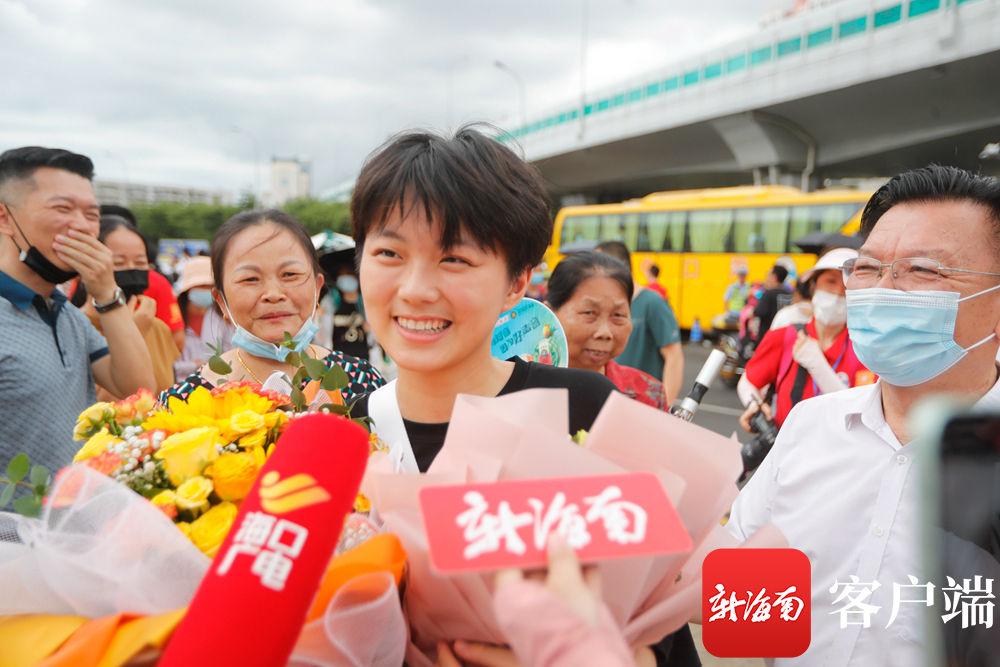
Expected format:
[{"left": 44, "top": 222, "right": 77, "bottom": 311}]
[{"left": 0, "top": 0, "right": 780, "bottom": 195}]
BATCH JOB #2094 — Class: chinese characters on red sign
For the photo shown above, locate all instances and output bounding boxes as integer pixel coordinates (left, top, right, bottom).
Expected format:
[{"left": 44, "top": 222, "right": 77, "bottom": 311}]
[{"left": 419, "top": 472, "right": 692, "bottom": 573}]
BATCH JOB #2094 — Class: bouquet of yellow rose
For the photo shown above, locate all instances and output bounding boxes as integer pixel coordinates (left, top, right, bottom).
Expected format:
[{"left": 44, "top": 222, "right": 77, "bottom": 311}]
[{"left": 71, "top": 382, "right": 292, "bottom": 557}]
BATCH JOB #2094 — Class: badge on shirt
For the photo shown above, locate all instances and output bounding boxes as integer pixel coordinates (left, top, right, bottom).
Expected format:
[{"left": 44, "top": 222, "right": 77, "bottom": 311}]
[{"left": 491, "top": 298, "right": 568, "bottom": 367}]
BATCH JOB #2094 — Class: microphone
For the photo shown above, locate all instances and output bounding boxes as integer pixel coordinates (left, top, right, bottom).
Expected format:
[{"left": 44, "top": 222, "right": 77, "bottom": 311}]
[
  {"left": 159, "top": 413, "right": 370, "bottom": 667},
  {"left": 669, "top": 349, "right": 727, "bottom": 422}
]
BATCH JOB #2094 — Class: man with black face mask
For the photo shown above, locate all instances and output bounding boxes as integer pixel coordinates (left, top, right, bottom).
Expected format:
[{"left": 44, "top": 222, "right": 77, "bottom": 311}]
[{"left": 0, "top": 146, "right": 155, "bottom": 478}]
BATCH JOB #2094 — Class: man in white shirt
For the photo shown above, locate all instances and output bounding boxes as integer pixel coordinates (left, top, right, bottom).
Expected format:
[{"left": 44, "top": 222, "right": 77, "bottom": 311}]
[{"left": 727, "top": 165, "right": 1000, "bottom": 666}]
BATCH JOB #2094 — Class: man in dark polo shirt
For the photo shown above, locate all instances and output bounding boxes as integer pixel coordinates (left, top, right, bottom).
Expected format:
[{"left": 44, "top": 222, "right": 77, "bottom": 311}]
[{"left": 0, "top": 147, "right": 154, "bottom": 477}]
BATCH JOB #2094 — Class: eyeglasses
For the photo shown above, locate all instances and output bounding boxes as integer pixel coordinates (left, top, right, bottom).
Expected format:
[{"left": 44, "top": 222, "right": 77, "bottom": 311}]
[{"left": 841, "top": 257, "right": 1000, "bottom": 290}]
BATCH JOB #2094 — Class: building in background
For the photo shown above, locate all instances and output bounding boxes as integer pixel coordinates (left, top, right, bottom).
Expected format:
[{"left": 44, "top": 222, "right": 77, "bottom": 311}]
[
  {"left": 94, "top": 179, "right": 234, "bottom": 207},
  {"left": 267, "top": 156, "right": 311, "bottom": 206}
]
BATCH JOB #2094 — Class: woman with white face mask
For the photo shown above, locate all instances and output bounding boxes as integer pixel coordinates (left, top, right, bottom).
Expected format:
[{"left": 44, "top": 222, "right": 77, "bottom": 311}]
[{"left": 737, "top": 247, "right": 877, "bottom": 432}]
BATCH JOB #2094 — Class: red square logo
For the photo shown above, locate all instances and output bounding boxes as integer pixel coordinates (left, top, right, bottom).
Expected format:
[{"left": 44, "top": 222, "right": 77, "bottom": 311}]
[{"left": 702, "top": 548, "right": 811, "bottom": 658}]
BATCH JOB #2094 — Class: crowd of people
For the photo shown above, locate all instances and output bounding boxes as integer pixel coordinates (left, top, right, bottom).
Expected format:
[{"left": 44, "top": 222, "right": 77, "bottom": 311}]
[{"left": 1, "top": 134, "right": 999, "bottom": 666}]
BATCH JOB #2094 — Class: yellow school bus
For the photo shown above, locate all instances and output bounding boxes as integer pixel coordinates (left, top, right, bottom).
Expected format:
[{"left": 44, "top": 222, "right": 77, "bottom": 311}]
[{"left": 544, "top": 185, "right": 872, "bottom": 330}]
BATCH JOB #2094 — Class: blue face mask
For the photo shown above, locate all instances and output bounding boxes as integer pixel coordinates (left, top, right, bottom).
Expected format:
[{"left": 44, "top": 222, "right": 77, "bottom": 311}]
[
  {"left": 221, "top": 285, "right": 320, "bottom": 363},
  {"left": 846, "top": 285, "right": 1000, "bottom": 387},
  {"left": 336, "top": 275, "right": 359, "bottom": 293},
  {"left": 187, "top": 288, "right": 214, "bottom": 309}
]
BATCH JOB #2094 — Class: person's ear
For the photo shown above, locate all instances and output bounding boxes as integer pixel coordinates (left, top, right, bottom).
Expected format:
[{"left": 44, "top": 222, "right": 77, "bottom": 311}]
[
  {"left": 0, "top": 203, "right": 16, "bottom": 241},
  {"left": 503, "top": 267, "right": 530, "bottom": 311},
  {"left": 315, "top": 271, "right": 325, "bottom": 294},
  {"left": 212, "top": 288, "right": 229, "bottom": 322}
]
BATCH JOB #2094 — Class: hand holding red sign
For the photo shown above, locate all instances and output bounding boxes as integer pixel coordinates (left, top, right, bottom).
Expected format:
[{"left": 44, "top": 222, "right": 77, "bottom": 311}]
[
  {"left": 419, "top": 472, "right": 691, "bottom": 574},
  {"left": 159, "top": 414, "right": 371, "bottom": 667}
]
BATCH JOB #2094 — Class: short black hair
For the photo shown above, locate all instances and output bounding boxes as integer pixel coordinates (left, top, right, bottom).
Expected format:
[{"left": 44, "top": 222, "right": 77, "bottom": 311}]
[
  {"left": 771, "top": 265, "right": 789, "bottom": 283},
  {"left": 100, "top": 204, "right": 137, "bottom": 226},
  {"left": 593, "top": 240, "right": 630, "bottom": 267},
  {"left": 350, "top": 125, "right": 552, "bottom": 280},
  {"left": 859, "top": 166, "right": 1000, "bottom": 253},
  {"left": 547, "top": 251, "right": 634, "bottom": 311},
  {"left": 0, "top": 146, "right": 94, "bottom": 201}
]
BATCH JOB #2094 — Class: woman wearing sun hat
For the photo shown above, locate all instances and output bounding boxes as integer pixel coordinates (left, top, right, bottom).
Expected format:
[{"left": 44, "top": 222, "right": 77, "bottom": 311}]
[
  {"left": 172, "top": 255, "right": 234, "bottom": 380},
  {"left": 737, "top": 247, "right": 877, "bottom": 432}
]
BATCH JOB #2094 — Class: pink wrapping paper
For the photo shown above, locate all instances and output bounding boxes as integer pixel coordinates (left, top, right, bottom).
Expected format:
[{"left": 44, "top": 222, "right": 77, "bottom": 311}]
[{"left": 360, "top": 388, "right": 785, "bottom": 666}]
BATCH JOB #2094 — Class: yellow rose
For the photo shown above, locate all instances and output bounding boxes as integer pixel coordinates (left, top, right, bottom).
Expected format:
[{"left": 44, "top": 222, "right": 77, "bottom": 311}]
[
  {"left": 154, "top": 427, "right": 220, "bottom": 486},
  {"left": 263, "top": 411, "right": 288, "bottom": 430},
  {"left": 175, "top": 521, "right": 192, "bottom": 539},
  {"left": 189, "top": 501, "right": 238, "bottom": 558},
  {"left": 80, "top": 402, "right": 114, "bottom": 426},
  {"left": 238, "top": 427, "right": 268, "bottom": 451},
  {"left": 209, "top": 452, "right": 260, "bottom": 501},
  {"left": 175, "top": 476, "right": 214, "bottom": 516},
  {"left": 74, "top": 430, "right": 120, "bottom": 462},
  {"left": 230, "top": 410, "right": 265, "bottom": 434}
]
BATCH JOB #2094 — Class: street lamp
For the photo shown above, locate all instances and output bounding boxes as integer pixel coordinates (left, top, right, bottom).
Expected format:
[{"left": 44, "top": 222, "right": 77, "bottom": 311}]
[
  {"left": 493, "top": 60, "right": 527, "bottom": 131},
  {"left": 231, "top": 125, "right": 261, "bottom": 205}
]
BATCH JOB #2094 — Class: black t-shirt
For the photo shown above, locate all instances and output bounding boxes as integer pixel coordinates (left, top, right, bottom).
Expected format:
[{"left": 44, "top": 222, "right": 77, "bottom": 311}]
[
  {"left": 351, "top": 356, "right": 616, "bottom": 472},
  {"left": 333, "top": 298, "right": 369, "bottom": 360},
  {"left": 754, "top": 287, "right": 791, "bottom": 339}
]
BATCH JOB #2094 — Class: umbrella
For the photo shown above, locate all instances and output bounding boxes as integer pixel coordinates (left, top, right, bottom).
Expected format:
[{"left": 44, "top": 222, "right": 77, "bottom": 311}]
[
  {"left": 311, "top": 231, "right": 357, "bottom": 279},
  {"left": 791, "top": 231, "right": 863, "bottom": 256}
]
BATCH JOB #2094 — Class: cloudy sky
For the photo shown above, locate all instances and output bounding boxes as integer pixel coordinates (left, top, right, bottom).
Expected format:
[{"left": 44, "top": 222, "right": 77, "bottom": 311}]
[{"left": 0, "top": 0, "right": 784, "bottom": 198}]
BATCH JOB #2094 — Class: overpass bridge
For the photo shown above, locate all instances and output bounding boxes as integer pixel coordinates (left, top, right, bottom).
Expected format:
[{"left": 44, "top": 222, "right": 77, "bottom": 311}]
[{"left": 506, "top": 0, "right": 1000, "bottom": 202}]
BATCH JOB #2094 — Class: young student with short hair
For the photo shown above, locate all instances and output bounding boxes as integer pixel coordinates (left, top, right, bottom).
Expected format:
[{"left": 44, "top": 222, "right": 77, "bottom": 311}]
[{"left": 349, "top": 126, "right": 699, "bottom": 666}]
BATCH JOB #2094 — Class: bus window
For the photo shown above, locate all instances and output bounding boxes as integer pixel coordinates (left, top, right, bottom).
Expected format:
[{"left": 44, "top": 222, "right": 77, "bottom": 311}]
[
  {"left": 560, "top": 214, "right": 600, "bottom": 246},
  {"left": 689, "top": 209, "right": 734, "bottom": 252},
  {"left": 818, "top": 203, "right": 864, "bottom": 233},
  {"left": 622, "top": 213, "right": 640, "bottom": 251},
  {"left": 600, "top": 213, "right": 623, "bottom": 241},
  {"left": 646, "top": 212, "right": 671, "bottom": 251},
  {"left": 759, "top": 207, "right": 790, "bottom": 252},
  {"left": 789, "top": 205, "right": 816, "bottom": 242},
  {"left": 733, "top": 208, "right": 764, "bottom": 253}
]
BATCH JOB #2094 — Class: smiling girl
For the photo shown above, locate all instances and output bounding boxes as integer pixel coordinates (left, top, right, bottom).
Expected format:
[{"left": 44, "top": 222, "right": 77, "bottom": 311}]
[{"left": 348, "top": 127, "right": 698, "bottom": 666}]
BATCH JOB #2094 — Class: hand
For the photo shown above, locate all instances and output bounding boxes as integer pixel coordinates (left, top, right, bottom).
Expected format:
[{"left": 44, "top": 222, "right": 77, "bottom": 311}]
[
  {"left": 52, "top": 229, "right": 116, "bottom": 301},
  {"left": 495, "top": 535, "right": 603, "bottom": 628},
  {"left": 129, "top": 295, "right": 156, "bottom": 335},
  {"left": 791, "top": 331, "right": 825, "bottom": 371},
  {"left": 739, "top": 401, "right": 772, "bottom": 433}
]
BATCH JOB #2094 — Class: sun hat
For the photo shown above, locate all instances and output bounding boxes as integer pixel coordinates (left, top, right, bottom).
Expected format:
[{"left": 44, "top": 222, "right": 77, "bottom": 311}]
[
  {"left": 799, "top": 247, "right": 859, "bottom": 284},
  {"left": 174, "top": 256, "right": 214, "bottom": 295}
]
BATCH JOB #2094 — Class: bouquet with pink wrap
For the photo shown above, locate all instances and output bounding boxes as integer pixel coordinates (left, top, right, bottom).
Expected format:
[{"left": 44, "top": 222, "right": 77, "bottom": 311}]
[{"left": 360, "top": 388, "right": 786, "bottom": 666}]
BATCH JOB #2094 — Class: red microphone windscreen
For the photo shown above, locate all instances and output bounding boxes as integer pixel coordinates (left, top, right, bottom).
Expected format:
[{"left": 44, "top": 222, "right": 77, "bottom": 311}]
[{"left": 159, "top": 413, "right": 370, "bottom": 667}]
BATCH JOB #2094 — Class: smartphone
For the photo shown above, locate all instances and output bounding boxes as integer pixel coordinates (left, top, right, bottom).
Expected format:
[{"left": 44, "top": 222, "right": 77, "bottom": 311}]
[{"left": 916, "top": 401, "right": 1000, "bottom": 667}]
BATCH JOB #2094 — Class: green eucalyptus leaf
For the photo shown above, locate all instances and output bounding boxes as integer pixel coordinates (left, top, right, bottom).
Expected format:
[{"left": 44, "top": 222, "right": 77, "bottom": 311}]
[
  {"left": 208, "top": 354, "right": 233, "bottom": 375},
  {"left": 33, "top": 483, "right": 48, "bottom": 496},
  {"left": 13, "top": 495, "right": 42, "bottom": 518},
  {"left": 0, "top": 483, "right": 14, "bottom": 507},
  {"left": 320, "top": 403, "right": 350, "bottom": 416},
  {"left": 302, "top": 357, "right": 326, "bottom": 379},
  {"left": 321, "top": 365, "right": 349, "bottom": 391},
  {"left": 290, "top": 387, "right": 306, "bottom": 412},
  {"left": 292, "top": 368, "right": 308, "bottom": 387},
  {"left": 6, "top": 454, "right": 29, "bottom": 483},
  {"left": 285, "top": 351, "right": 301, "bottom": 367},
  {"left": 30, "top": 464, "right": 49, "bottom": 487},
  {"left": 282, "top": 332, "right": 295, "bottom": 348}
]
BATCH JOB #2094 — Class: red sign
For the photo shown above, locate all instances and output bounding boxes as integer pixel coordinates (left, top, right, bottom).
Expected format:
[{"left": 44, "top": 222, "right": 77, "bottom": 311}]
[
  {"left": 701, "top": 548, "right": 811, "bottom": 658},
  {"left": 419, "top": 472, "right": 691, "bottom": 574}
]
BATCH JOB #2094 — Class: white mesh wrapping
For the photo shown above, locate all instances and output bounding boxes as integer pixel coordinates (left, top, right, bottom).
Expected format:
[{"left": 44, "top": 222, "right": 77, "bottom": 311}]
[{"left": 0, "top": 464, "right": 209, "bottom": 617}]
